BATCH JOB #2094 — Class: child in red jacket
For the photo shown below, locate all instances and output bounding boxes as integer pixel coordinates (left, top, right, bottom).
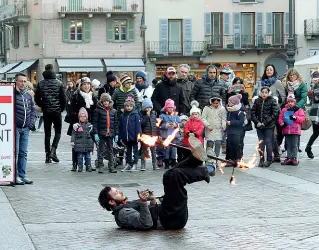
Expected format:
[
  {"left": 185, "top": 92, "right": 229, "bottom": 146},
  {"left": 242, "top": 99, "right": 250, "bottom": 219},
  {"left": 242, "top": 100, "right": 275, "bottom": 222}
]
[
  {"left": 182, "top": 101, "right": 205, "bottom": 147},
  {"left": 278, "top": 92, "right": 306, "bottom": 166}
]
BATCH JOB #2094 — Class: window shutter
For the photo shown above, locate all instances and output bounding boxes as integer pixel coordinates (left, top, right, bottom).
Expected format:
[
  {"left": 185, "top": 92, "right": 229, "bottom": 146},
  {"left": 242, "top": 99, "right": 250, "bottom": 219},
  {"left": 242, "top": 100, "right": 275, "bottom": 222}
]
[
  {"left": 33, "top": 20, "right": 39, "bottom": 45},
  {"left": 256, "top": 0, "right": 264, "bottom": 2},
  {"left": 83, "top": 19, "right": 91, "bottom": 42},
  {"left": 233, "top": 12, "right": 241, "bottom": 48},
  {"left": 224, "top": 12, "right": 230, "bottom": 35},
  {"left": 24, "top": 23, "right": 29, "bottom": 47},
  {"left": 183, "top": 19, "right": 192, "bottom": 56},
  {"left": 34, "top": 0, "right": 38, "bottom": 4},
  {"left": 5, "top": 28, "right": 10, "bottom": 50},
  {"left": 204, "top": 13, "right": 211, "bottom": 36},
  {"left": 113, "top": 0, "right": 127, "bottom": 11},
  {"left": 159, "top": 19, "right": 168, "bottom": 56},
  {"left": 232, "top": 0, "right": 240, "bottom": 2},
  {"left": 128, "top": 19, "right": 135, "bottom": 42},
  {"left": 256, "top": 12, "right": 263, "bottom": 46},
  {"left": 266, "top": 12, "right": 273, "bottom": 34},
  {"left": 62, "top": 19, "right": 70, "bottom": 42},
  {"left": 107, "top": 20, "right": 114, "bottom": 42},
  {"left": 284, "top": 12, "right": 289, "bottom": 34}
]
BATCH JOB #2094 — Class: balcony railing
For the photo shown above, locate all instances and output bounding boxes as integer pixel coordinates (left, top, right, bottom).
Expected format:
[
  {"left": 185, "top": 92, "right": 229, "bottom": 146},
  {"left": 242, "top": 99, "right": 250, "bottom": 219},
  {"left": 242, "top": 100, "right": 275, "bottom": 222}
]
[
  {"left": 58, "top": 0, "right": 140, "bottom": 13},
  {"left": 304, "top": 19, "right": 319, "bottom": 37},
  {"left": 0, "top": 0, "right": 28, "bottom": 23},
  {"left": 147, "top": 41, "right": 207, "bottom": 57},
  {"left": 206, "top": 34, "right": 291, "bottom": 51}
]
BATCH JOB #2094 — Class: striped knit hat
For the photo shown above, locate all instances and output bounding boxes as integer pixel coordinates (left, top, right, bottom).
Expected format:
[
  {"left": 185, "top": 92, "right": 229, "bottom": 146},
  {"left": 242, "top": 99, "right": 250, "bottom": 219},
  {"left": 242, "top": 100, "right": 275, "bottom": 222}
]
[{"left": 120, "top": 74, "right": 133, "bottom": 86}]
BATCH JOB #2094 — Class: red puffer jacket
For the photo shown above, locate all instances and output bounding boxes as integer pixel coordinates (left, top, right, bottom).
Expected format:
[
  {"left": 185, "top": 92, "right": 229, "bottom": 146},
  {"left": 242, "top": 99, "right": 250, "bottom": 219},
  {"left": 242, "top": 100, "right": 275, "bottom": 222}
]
[
  {"left": 182, "top": 118, "right": 205, "bottom": 146},
  {"left": 278, "top": 107, "right": 306, "bottom": 135}
]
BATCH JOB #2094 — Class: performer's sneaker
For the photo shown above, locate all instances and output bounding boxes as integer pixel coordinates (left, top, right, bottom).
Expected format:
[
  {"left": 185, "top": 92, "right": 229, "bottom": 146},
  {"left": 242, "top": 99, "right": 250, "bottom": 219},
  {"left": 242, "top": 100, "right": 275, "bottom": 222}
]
[{"left": 121, "top": 164, "right": 132, "bottom": 172}]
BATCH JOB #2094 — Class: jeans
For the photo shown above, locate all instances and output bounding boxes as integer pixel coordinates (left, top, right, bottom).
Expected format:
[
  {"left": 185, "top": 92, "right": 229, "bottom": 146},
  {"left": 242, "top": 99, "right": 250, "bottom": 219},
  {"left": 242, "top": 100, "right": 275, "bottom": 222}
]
[
  {"left": 97, "top": 136, "right": 114, "bottom": 168},
  {"left": 164, "top": 145, "right": 177, "bottom": 160},
  {"left": 307, "top": 122, "right": 319, "bottom": 147},
  {"left": 206, "top": 140, "right": 222, "bottom": 157},
  {"left": 77, "top": 152, "right": 91, "bottom": 167},
  {"left": 16, "top": 127, "right": 30, "bottom": 178},
  {"left": 159, "top": 156, "right": 208, "bottom": 230},
  {"left": 256, "top": 128, "right": 274, "bottom": 161},
  {"left": 124, "top": 141, "right": 139, "bottom": 165},
  {"left": 285, "top": 135, "right": 299, "bottom": 159},
  {"left": 43, "top": 112, "right": 62, "bottom": 153}
]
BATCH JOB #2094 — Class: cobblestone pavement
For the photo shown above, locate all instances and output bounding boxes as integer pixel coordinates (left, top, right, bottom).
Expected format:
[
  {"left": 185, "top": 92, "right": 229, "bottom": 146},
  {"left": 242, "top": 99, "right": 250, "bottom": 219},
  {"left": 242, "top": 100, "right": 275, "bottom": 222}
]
[{"left": 2, "top": 121, "right": 319, "bottom": 250}]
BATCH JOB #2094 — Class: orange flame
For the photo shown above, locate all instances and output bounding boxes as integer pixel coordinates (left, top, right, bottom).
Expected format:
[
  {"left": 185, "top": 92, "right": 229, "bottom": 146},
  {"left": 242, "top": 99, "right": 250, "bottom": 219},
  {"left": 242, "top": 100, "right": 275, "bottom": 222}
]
[
  {"left": 236, "top": 140, "right": 263, "bottom": 169},
  {"left": 162, "top": 127, "right": 180, "bottom": 147},
  {"left": 137, "top": 133, "right": 158, "bottom": 147},
  {"left": 156, "top": 118, "right": 162, "bottom": 128}
]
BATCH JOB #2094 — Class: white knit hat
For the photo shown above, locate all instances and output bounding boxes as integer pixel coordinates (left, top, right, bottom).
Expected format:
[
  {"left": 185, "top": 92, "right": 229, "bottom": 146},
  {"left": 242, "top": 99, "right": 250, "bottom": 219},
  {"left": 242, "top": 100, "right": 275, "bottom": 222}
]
[{"left": 190, "top": 100, "right": 201, "bottom": 115}]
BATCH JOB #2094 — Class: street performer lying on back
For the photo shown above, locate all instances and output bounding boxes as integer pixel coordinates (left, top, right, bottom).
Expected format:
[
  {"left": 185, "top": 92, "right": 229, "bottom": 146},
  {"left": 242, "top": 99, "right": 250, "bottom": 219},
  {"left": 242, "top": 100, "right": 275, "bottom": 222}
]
[{"left": 98, "top": 136, "right": 215, "bottom": 230}]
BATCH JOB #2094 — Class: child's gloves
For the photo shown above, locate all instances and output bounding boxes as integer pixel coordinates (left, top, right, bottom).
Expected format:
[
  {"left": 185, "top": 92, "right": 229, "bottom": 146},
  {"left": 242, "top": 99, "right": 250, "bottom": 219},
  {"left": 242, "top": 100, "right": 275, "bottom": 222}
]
[
  {"left": 289, "top": 115, "right": 297, "bottom": 121},
  {"left": 114, "top": 135, "right": 118, "bottom": 143},
  {"left": 94, "top": 134, "right": 100, "bottom": 142}
]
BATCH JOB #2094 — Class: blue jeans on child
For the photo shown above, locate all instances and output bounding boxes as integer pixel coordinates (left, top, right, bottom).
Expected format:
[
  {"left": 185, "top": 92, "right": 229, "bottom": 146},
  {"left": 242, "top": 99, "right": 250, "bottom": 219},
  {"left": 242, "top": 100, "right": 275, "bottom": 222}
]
[
  {"left": 125, "top": 141, "right": 139, "bottom": 165},
  {"left": 77, "top": 152, "right": 91, "bottom": 167},
  {"left": 16, "top": 127, "right": 30, "bottom": 178}
]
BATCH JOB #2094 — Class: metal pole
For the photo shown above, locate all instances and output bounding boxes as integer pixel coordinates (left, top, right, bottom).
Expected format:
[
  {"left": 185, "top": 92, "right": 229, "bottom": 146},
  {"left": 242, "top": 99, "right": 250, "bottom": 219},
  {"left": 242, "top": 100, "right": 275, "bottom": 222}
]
[
  {"left": 142, "top": 0, "right": 146, "bottom": 62},
  {"left": 286, "top": 0, "right": 295, "bottom": 69}
]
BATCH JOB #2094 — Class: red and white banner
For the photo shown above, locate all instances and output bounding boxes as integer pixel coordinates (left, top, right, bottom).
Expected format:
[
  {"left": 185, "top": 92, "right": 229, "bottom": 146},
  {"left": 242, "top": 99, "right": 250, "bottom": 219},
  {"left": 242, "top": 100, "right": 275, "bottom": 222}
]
[{"left": 0, "top": 85, "right": 15, "bottom": 183}]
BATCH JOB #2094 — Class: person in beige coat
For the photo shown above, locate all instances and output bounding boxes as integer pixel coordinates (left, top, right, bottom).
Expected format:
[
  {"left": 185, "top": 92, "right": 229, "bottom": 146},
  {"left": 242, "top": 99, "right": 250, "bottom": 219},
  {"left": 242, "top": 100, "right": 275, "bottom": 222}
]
[{"left": 201, "top": 96, "right": 227, "bottom": 157}]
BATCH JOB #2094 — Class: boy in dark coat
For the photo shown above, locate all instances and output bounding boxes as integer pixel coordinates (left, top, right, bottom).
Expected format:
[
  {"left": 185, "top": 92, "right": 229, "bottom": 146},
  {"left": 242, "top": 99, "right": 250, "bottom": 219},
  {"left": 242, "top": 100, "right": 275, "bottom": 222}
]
[
  {"left": 119, "top": 95, "right": 142, "bottom": 172},
  {"left": 92, "top": 93, "right": 118, "bottom": 174},
  {"left": 140, "top": 98, "right": 159, "bottom": 171},
  {"left": 71, "top": 108, "right": 95, "bottom": 172}
]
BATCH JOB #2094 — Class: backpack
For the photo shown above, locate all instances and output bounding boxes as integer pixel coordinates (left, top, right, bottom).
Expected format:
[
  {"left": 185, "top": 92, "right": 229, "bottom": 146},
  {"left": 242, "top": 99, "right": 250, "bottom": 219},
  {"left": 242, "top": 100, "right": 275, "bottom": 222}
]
[{"left": 238, "top": 111, "right": 248, "bottom": 126}]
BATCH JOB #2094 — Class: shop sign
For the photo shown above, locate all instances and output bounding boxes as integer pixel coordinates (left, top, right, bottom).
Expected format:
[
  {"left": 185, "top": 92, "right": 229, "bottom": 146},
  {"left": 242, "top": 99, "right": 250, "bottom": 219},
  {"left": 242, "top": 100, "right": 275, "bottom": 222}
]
[{"left": 0, "top": 85, "right": 15, "bottom": 183}]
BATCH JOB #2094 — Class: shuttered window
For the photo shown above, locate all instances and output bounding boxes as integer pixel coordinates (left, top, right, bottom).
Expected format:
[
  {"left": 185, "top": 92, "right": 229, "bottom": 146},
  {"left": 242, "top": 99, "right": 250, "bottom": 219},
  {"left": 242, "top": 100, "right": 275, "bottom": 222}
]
[
  {"left": 62, "top": 19, "right": 91, "bottom": 43},
  {"left": 107, "top": 19, "right": 134, "bottom": 42}
]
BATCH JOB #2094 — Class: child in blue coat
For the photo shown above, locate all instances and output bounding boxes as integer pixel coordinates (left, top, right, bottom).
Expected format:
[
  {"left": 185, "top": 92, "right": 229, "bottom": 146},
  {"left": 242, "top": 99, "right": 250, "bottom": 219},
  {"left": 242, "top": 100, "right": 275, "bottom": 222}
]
[
  {"left": 159, "top": 99, "right": 181, "bottom": 169},
  {"left": 119, "top": 95, "right": 142, "bottom": 172},
  {"left": 225, "top": 94, "right": 245, "bottom": 166}
]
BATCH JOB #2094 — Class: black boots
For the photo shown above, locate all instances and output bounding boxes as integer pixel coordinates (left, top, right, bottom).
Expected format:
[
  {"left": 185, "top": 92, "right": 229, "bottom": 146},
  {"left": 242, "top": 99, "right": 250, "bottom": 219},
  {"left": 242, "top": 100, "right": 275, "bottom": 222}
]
[
  {"left": 49, "top": 147, "right": 59, "bottom": 162},
  {"left": 45, "top": 153, "right": 52, "bottom": 163},
  {"left": 71, "top": 162, "right": 77, "bottom": 171},
  {"left": 305, "top": 146, "right": 314, "bottom": 159}
]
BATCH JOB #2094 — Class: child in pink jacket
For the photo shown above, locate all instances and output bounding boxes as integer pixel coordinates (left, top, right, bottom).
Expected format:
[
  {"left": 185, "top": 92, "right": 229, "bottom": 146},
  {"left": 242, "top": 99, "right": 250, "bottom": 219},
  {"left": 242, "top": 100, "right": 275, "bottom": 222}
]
[{"left": 278, "top": 93, "right": 306, "bottom": 166}]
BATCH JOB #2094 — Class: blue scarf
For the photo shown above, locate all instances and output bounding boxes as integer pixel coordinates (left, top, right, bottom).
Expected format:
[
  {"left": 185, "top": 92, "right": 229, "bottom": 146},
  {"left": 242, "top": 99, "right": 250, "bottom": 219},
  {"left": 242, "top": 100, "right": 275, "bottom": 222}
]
[
  {"left": 261, "top": 77, "right": 277, "bottom": 87},
  {"left": 135, "top": 81, "right": 149, "bottom": 91}
]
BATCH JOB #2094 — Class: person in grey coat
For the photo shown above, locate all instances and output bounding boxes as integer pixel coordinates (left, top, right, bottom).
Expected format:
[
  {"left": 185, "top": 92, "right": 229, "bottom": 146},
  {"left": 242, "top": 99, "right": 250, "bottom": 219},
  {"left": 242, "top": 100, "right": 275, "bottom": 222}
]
[
  {"left": 98, "top": 145, "right": 215, "bottom": 230},
  {"left": 176, "top": 64, "right": 194, "bottom": 114},
  {"left": 71, "top": 107, "right": 95, "bottom": 172}
]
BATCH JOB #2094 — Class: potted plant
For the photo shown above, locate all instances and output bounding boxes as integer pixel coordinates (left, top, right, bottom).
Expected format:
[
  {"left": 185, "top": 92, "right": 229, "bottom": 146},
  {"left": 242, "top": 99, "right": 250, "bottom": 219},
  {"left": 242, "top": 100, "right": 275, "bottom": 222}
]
[
  {"left": 113, "top": 5, "right": 122, "bottom": 11},
  {"left": 131, "top": 3, "right": 138, "bottom": 12}
]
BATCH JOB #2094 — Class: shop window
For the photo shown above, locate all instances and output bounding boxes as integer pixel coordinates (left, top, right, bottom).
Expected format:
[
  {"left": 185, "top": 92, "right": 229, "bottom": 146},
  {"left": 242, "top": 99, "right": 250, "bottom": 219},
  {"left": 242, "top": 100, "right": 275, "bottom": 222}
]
[
  {"left": 114, "top": 20, "right": 127, "bottom": 41},
  {"left": 12, "top": 26, "right": 19, "bottom": 49},
  {"left": 168, "top": 19, "right": 182, "bottom": 54},
  {"left": 70, "top": 20, "right": 83, "bottom": 42}
]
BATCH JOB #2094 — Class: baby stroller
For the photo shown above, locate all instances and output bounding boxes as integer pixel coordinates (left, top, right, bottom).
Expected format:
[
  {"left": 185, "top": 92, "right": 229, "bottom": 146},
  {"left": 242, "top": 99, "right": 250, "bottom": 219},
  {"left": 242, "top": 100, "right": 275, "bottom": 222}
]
[{"left": 95, "top": 141, "right": 126, "bottom": 168}]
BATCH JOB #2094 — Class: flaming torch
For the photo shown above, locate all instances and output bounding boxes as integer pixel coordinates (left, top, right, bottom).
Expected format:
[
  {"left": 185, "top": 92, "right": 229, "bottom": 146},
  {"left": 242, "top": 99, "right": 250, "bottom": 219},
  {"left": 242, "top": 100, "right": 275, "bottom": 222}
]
[
  {"left": 137, "top": 134, "right": 159, "bottom": 147},
  {"left": 162, "top": 127, "right": 180, "bottom": 147}
]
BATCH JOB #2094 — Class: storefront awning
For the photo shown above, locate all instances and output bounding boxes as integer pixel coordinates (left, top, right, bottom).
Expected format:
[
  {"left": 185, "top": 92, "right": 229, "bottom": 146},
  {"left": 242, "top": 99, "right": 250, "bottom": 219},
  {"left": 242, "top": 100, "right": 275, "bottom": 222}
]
[
  {"left": 0, "top": 62, "right": 21, "bottom": 74},
  {"left": 57, "top": 59, "right": 104, "bottom": 72},
  {"left": 6, "top": 60, "right": 37, "bottom": 74},
  {"left": 103, "top": 58, "right": 145, "bottom": 71}
]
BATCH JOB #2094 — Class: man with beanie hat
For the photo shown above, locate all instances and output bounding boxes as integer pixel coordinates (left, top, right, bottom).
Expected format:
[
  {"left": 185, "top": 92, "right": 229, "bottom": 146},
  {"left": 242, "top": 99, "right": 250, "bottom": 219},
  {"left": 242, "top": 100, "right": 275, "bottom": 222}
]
[
  {"left": 190, "top": 65, "right": 227, "bottom": 109},
  {"left": 135, "top": 71, "right": 154, "bottom": 110},
  {"left": 35, "top": 64, "right": 66, "bottom": 163},
  {"left": 151, "top": 67, "right": 185, "bottom": 114},
  {"left": 98, "top": 71, "right": 117, "bottom": 99}
]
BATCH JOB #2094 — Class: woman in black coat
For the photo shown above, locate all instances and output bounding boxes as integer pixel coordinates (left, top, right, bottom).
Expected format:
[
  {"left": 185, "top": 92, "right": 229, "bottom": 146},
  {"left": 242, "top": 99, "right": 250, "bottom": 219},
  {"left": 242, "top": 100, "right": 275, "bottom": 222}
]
[
  {"left": 67, "top": 77, "right": 98, "bottom": 171},
  {"left": 65, "top": 80, "right": 75, "bottom": 123}
]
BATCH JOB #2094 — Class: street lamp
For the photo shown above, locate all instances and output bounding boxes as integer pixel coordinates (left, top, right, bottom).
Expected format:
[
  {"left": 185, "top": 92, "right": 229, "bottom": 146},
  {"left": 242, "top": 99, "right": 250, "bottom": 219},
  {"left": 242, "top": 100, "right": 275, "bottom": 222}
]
[{"left": 286, "top": 0, "right": 295, "bottom": 69}]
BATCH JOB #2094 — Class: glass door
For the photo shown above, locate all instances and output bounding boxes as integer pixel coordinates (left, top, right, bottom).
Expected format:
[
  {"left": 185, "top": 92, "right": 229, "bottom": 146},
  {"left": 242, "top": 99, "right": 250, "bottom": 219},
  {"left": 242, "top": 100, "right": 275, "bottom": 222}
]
[
  {"left": 273, "top": 13, "right": 283, "bottom": 45},
  {"left": 212, "top": 13, "right": 222, "bottom": 46},
  {"left": 241, "top": 13, "right": 254, "bottom": 46},
  {"left": 168, "top": 20, "right": 182, "bottom": 54}
]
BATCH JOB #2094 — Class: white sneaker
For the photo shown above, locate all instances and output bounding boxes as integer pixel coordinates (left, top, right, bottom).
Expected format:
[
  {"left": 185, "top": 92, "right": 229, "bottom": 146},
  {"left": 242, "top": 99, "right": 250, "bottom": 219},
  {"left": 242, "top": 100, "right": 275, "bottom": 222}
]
[
  {"left": 131, "top": 164, "right": 138, "bottom": 171},
  {"left": 121, "top": 164, "right": 132, "bottom": 172}
]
